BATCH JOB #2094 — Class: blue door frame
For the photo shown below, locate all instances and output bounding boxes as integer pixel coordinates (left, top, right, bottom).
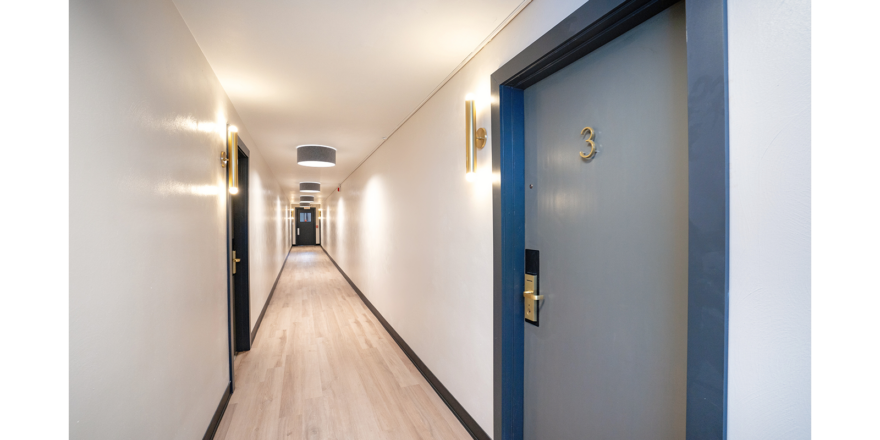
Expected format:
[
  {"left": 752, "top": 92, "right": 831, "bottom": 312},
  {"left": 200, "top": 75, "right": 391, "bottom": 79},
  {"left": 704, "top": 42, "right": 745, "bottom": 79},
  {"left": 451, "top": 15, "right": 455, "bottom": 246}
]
[{"left": 490, "top": 0, "right": 729, "bottom": 439}]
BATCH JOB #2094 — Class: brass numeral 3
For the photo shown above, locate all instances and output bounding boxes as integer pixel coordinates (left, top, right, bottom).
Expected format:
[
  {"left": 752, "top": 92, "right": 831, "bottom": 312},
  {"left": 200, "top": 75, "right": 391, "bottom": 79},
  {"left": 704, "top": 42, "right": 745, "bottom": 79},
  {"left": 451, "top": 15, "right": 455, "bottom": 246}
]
[{"left": 580, "top": 127, "right": 596, "bottom": 159}]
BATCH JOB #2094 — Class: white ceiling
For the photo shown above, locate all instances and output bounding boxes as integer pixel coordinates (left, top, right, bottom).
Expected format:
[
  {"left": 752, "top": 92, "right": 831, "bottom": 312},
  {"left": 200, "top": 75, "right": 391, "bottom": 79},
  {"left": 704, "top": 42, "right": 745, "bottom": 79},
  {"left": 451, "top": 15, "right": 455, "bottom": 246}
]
[{"left": 173, "top": 0, "right": 527, "bottom": 203}]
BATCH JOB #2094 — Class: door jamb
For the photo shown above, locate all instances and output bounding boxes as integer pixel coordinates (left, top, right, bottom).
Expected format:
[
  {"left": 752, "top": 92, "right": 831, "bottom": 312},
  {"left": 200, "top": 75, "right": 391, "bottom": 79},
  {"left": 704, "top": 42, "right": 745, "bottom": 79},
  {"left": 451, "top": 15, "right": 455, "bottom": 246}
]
[{"left": 490, "top": 0, "right": 730, "bottom": 439}]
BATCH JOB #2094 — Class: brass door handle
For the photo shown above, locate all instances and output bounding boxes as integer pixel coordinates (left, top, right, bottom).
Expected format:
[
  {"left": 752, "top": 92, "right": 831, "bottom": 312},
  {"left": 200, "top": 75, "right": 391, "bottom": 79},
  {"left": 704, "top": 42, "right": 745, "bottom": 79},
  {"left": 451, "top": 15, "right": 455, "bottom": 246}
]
[
  {"left": 233, "top": 251, "right": 241, "bottom": 274},
  {"left": 523, "top": 291, "right": 544, "bottom": 301}
]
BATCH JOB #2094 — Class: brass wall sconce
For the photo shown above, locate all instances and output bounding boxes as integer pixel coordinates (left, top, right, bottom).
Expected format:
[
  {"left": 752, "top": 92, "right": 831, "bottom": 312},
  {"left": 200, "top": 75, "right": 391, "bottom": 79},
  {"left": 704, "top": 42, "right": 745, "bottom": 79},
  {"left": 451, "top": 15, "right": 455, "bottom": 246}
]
[
  {"left": 465, "top": 94, "right": 487, "bottom": 181},
  {"left": 221, "top": 125, "right": 239, "bottom": 194}
]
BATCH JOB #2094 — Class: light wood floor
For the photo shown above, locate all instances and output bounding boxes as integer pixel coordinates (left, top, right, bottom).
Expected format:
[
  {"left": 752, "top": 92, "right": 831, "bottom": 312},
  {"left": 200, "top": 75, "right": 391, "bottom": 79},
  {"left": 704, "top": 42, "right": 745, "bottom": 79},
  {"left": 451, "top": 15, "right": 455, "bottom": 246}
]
[{"left": 215, "top": 246, "right": 472, "bottom": 440}]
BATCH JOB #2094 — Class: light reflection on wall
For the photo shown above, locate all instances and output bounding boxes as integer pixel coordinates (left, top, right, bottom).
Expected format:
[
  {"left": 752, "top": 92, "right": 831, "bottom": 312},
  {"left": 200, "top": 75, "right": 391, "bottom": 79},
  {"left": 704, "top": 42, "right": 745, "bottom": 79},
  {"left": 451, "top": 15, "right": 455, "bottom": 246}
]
[
  {"left": 335, "top": 196, "right": 345, "bottom": 262},
  {"left": 361, "top": 175, "right": 391, "bottom": 295},
  {"left": 190, "top": 184, "right": 222, "bottom": 196},
  {"left": 155, "top": 179, "right": 223, "bottom": 197},
  {"left": 137, "top": 112, "right": 228, "bottom": 138},
  {"left": 275, "top": 198, "right": 283, "bottom": 246}
]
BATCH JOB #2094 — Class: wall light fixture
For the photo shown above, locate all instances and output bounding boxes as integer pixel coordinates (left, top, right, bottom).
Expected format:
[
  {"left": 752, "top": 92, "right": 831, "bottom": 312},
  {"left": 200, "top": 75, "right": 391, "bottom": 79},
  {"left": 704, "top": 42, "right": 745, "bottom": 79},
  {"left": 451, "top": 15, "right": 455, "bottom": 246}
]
[
  {"left": 465, "top": 94, "right": 487, "bottom": 181},
  {"left": 221, "top": 125, "right": 240, "bottom": 194}
]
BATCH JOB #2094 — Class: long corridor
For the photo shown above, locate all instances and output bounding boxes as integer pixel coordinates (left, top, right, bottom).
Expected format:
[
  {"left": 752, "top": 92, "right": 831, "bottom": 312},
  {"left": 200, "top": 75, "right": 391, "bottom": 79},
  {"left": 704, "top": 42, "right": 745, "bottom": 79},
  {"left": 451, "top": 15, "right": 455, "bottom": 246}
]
[{"left": 215, "top": 246, "right": 472, "bottom": 440}]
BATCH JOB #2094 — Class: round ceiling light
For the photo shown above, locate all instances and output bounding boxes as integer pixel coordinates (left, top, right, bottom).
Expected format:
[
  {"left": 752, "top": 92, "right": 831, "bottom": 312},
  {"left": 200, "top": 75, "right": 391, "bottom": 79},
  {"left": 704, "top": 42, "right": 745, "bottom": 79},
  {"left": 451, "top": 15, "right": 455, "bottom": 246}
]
[
  {"left": 300, "top": 202, "right": 311, "bottom": 206},
  {"left": 300, "top": 182, "right": 320, "bottom": 193},
  {"left": 300, "top": 195, "right": 315, "bottom": 203},
  {"left": 297, "top": 145, "right": 336, "bottom": 167}
]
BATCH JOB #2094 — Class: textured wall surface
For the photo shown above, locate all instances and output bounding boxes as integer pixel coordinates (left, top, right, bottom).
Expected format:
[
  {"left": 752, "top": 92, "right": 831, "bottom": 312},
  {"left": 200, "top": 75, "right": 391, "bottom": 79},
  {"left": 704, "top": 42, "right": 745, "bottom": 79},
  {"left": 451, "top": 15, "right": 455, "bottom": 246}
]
[
  {"left": 69, "top": 0, "right": 287, "bottom": 438},
  {"left": 321, "top": 0, "right": 590, "bottom": 434},
  {"left": 728, "top": 0, "right": 811, "bottom": 437}
]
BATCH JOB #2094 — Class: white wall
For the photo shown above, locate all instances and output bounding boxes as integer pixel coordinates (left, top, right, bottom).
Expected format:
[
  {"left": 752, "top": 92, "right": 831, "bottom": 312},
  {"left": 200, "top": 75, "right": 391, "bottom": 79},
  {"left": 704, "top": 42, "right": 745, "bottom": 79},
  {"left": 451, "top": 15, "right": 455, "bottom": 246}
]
[
  {"left": 727, "top": 0, "right": 811, "bottom": 438},
  {"left": 321, "top": 0, "right": 590, "bottom": 434},
  {"left": 245, "top": 147, "right": 290, "bottom": 329},
  {"left": 69, "top": 0, "right": 288, "bottom": 438}
]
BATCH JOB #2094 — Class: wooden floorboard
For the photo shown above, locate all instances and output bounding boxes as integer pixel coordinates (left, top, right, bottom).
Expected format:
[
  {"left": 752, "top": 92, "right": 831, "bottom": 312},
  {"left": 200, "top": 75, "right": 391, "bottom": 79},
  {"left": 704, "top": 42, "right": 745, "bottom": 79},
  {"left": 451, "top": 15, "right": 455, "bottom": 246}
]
[{"left": 216, "top": 246, "right": 472, "bottom": 440}]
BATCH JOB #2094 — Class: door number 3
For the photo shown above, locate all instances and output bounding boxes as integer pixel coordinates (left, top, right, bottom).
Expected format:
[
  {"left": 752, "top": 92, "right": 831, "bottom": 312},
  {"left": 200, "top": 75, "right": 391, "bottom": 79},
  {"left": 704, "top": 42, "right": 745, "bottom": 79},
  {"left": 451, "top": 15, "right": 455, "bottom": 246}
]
[{"left": 580, "top": 127, "right": 596, "bottom": 159}]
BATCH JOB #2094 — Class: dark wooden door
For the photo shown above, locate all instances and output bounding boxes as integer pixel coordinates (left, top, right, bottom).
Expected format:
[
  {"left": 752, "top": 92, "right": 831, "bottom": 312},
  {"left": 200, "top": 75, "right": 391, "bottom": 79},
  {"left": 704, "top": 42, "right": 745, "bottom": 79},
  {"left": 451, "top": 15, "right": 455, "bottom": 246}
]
[{"left": 231, "top": 147, "right": 251, "bottom": 352}]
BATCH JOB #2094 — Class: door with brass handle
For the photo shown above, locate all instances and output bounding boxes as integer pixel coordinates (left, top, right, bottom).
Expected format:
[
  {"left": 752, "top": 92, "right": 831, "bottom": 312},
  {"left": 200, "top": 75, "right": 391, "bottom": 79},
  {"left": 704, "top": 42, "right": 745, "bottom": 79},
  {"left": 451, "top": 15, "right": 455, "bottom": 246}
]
[{"left": 520, "top": 6, "right": 689, "bottom": 436}]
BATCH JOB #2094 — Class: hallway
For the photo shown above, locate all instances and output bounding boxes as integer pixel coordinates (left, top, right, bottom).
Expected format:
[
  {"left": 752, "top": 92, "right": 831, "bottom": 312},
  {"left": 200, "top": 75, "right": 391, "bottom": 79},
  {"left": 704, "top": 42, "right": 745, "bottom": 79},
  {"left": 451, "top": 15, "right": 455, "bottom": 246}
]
[
  {"left": 64, "top": 0, "right": 814, "bottom": 438},
  {"left": 215, "top": 246, "right": 472, "bottom": 440}
]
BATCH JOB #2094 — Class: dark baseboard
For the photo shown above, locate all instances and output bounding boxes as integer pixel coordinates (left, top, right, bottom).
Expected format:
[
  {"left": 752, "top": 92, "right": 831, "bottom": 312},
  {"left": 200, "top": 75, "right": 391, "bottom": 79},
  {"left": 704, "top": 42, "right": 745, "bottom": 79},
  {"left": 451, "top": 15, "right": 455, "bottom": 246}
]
[
  {"left": 319, "top": 245, "right": 489, "bottom": 440},
  {"left": 251, "top": 246, "right": 294, "bottom": 344},
  {"left": 203, "top": 382, "right": 232, "bottom": 440}
]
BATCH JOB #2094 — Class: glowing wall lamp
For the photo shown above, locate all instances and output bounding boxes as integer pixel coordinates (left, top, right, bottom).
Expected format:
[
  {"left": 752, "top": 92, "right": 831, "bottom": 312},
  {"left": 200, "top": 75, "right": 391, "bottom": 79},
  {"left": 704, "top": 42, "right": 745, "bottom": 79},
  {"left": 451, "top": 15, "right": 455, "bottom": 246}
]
[
  {"left": 297, "top": 145, "right": 336, "bottom": 167},
  {"left": 465, "top": 94, "right": 487, "bottom": 181},
  {"left": 300, "top": 182, "right": 321, "bottom": 193},
  {"left": 220, "top": 125, "right": 240, "bottom": 194}
]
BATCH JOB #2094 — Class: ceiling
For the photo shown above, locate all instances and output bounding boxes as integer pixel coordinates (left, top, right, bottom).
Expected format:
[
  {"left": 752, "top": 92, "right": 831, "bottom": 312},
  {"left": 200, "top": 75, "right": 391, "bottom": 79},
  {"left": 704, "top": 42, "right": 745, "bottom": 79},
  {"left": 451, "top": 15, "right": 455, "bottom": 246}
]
[{"left": 173, "top": 0, "right": 527, "bottom": 203}]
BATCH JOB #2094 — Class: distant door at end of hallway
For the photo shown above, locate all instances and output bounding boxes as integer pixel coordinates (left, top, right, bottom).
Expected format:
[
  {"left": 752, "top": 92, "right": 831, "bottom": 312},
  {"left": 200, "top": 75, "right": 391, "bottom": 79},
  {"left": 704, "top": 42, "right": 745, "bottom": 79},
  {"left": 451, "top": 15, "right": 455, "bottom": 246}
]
[{"left": 295, "top": 207, "right": 316, "bottom": 245}]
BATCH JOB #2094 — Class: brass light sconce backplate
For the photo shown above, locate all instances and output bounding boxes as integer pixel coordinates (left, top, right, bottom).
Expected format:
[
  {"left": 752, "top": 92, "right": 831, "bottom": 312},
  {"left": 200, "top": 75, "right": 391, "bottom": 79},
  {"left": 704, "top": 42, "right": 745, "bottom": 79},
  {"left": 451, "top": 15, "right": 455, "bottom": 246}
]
[{"left": 475, "top": 127, "right": 487, "bottom": 149}]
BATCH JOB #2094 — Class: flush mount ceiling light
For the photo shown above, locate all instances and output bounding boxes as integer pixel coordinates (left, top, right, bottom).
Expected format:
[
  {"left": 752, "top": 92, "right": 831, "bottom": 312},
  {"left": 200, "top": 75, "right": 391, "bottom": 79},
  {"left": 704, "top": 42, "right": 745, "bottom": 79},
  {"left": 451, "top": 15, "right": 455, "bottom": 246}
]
[
  {"left": 300, "top": 195, "right": 315, "bottom": 203},
  {"left": 300, "top": 202, "right": 311, "bottom": 207},
  {"left": 300, "top": 182, "right": 321, "bottom": 193},
  {"left": 297, "top": 145, "right": 336, "bottom": 167}
]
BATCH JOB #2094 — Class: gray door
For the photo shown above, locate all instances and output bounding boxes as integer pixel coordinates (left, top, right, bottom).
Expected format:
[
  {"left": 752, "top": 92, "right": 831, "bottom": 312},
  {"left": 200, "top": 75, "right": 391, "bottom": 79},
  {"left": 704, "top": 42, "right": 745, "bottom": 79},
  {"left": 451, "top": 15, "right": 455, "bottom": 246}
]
[
  {"left": 295, "top": 207, "right": 317, "bottom": 245},
  {"left": 523, "top": 3, "right": 688, "bottom": 439}
]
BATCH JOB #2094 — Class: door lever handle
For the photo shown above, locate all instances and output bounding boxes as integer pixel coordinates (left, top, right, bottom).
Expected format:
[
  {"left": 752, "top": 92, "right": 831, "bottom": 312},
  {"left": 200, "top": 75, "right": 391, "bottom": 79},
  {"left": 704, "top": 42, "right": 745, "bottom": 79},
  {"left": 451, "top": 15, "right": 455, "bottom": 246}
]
[
  {"left": 523, "top": 291, "right": 544, "bottom": 301},
  {"left": 524, "top": 263, "right": 540, "bottom": 325}
]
